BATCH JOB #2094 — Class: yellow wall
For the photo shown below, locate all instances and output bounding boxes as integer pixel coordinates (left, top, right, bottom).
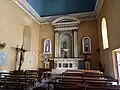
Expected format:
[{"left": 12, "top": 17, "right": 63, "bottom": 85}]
[
  {"left": 39, "top": 24, "right": 54, "bottom": 68},
  {"left": 39, "top": 20, "right": 99, "bottom": 69},
  {"left": 0, "top": 0, "right": 40, "bottom": 71},
  {"left": 78, "top": 20, "right": 99, "bottom": 69},
  {"left": 97, "top": 0, "right": 120, "bottom": 76}
]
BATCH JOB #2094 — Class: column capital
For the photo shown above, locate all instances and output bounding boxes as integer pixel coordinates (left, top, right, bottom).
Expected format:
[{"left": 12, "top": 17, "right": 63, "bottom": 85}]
[
  {"left": 54, "top": 30, "right": 59, "bottom": 33},
  {"left": 74, "top": 29, "right": 78, "bottom": 32}
]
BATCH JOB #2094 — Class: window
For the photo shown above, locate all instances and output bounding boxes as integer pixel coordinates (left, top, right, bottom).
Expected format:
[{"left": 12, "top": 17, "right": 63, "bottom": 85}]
[
  {"left": 23, "top": 25, "right": 31, "bottom": 51},
  {"left": 101, "top": 17, "right": 109, "bottom": 49}
]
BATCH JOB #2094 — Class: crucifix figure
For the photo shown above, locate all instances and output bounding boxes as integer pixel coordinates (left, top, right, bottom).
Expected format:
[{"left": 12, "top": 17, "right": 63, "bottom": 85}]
[{"left": 17, "top": 45, "right": 27, "bottom": 71}]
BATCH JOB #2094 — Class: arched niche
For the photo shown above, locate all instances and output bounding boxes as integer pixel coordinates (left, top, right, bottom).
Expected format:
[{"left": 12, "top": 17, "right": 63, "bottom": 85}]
[
  {"left": 82, "top": 37, "right": 92, "bottom": 53},
  {"left": 44, "top": 39, "right": 52, "bottom": 54},
  {"left": 59, "top": 32, "right": 73, "bottom": 58},
  {"left": 53, "top": 16, "right": 80, "bottom": 58},
  {"left": 23, "top": 25, "right": 31, "bottom": 51}
]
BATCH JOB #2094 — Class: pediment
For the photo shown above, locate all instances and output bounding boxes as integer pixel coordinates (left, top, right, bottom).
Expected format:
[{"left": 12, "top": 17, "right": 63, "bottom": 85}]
[{"left": 52, "top": 16, "right": 80, "bottom": 25}]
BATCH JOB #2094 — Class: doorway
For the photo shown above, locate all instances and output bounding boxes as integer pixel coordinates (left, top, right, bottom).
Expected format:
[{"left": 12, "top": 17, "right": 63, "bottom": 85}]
[{"left": 112, "top": 48, "right": 120, "bottom": 82}]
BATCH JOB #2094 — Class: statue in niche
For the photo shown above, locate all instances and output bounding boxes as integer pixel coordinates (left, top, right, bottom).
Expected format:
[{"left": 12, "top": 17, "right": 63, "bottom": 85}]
[
  {"left": 44, "top": 39, "right": 51, "bottom": 53},
  {"left": 63, "top": 40, "right": 67, "bottom": 49},
  {"left": 82, "top": 37, "right": 91, "bottom": 53},
  {"left": 61, "top": 40, "right": 68, "bottom": 58},
  {"left": 84, "top": 39, "right": 89, "bottom": 52}
]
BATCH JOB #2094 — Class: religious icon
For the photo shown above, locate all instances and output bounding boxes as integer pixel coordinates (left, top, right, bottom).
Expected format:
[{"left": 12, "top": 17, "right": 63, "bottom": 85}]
[
  {"left": 44, "top": 39, "right": 51, "bottom": 54},
  {"left": 82, "top": 37, "right": 91, "bottom": 53},
  {"left": 63, "top": 40, "right": 67, "bottom": 49},
  {"left": 44, "top": 54, "right": 48, "bottom": 62},
  {"left": 18, "top": 45, "right": 27, "bottom": 70}
]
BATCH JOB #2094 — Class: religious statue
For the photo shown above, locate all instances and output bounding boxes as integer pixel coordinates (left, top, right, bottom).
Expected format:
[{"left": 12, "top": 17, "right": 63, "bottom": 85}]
[
  {"left": 63, "top": 40, "right": 67, "bottom": 49},
  {"left": 43, "top": 39, "right": 51, "bottom": 68},
  {"left": 61, "top": 40, "right": 68, "bottom": 58},
  {"left": 44, "top": 39, "right": 51, "bottom": 53},
  {"left": 82, "top": 37, "right": 91, "bottom": 53},
  {"left": 84, "top": 55, "right": 91, "bottom": 70},
  {"left": 84, "top": 39, "right": 89, "bottom": 52}
]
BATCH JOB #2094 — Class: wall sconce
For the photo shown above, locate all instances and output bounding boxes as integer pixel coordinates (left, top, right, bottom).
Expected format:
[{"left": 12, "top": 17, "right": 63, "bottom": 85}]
[{"left": 0, "top": 42, "right": 6, "bottom": 49}]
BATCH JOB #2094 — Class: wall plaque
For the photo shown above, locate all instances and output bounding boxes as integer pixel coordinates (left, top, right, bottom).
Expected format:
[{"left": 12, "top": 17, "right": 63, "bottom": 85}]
[{"left": 0, "top": 52, "right": 8, "bottom": 66}]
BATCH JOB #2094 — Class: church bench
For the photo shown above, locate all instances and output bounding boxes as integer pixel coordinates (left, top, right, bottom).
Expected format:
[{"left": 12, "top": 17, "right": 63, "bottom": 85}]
[
  {"left": 54, "top": 76, "right": 119, "bottom": 88},
  {"left": 62, "top": 72, "right": 119, "bottom": 83},
  {"left": 4, "top": 75, "right": 37, "bottom": 84},
  {"left": 48, "top": 80, "right": 120, "bottom": 90},
  {"left": 62, "top": 72, "right": 104, "bottom": 78},
  {"left": 86, "top": 85, "right": 120, "bottom": 90},
  {"left": 38, "top": 68, "right": 52, "bottom": 72},
  {"left": 3, "top": 81, "right": 28, "bottom": 90},
  {"left": 55, "top": 76, "right": 118, "bottom": 82},
  {"left": 0, "top": 74, "right": 38, "bottom": 89},
  {"left": 55, "top": 76, "right": 118, "bottom": 85},
  {"left": 0, "top": 70, "right": 46, "bottom": 89},
  {"left": 47, "top": 81, "right": 87, "bottom": 90},
  {"left": 55, "top": 77, "right": 113, "bottom": 87}
]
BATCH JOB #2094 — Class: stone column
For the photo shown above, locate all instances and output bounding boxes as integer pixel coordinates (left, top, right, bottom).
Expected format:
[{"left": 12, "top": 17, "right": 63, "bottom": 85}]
[
  {"left": 74, "top": 30, "right": 78, "bottom": 57},
  {"left": 55, "top": 31, "right": 59, "bottom": 57},
  {"left": 74, "top": 30, "right": 78, "bottom": 69}
]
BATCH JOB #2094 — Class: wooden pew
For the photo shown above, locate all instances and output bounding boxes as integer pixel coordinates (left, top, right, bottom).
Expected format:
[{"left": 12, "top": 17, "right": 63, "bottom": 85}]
[
  {"left": 47, "top": 81, "right": 87, "bottom": 90},
  {"left": 0, "top": 70, "right": 42, "bottom": 90},
  {"left": 47, "top": 70, "right": 120, "bottom": 90}
]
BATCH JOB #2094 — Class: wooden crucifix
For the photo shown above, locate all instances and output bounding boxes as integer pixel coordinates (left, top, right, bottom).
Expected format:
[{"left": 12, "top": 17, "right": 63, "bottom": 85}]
[
  {"left": 18, "top": 45, "right": 27, "bottom": 71},
  {"left": 14, "top": 45, "right": 27, "bottom": 70}
]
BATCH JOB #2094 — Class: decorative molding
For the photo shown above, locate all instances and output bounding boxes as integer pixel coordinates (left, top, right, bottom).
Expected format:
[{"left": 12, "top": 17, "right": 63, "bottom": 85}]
[
  {"left": 12, "top": 0, "right": 41, "bottom": 24},
  {"left": 52, "top": 16, "right": 80, "bottom": 25},
  {"left": 54, "top": 27, "right": 79, "bottom": 31},
  {"left": 42, "top": 11, "right": 96, "bottom": 23},
  {"left": 52, "top": 16, "right": 80, "bottom": 31},
  {"left": 94, "top": 0, "right": 105, "bottom": 17},
  {"left": 13, "top": 0, "right": 104, "bottom": 23}
]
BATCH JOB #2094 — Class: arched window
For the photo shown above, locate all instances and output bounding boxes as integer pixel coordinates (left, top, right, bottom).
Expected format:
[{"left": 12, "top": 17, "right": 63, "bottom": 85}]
[
  {"left": 101, "top": 17, "right": 109, "bottom": 49},
  {"left": 23, "top": 25, "right": 31, "bottom": 51}
]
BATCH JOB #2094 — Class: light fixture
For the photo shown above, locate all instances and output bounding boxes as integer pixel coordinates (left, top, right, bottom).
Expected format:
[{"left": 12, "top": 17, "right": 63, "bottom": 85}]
[{"left": 0, "top": 42, "right": 6, "bottom": 49}]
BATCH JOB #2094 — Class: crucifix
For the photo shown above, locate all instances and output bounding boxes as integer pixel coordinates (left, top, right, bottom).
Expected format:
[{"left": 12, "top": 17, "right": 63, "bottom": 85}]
[
  {"left": 14, "top": 45, "right": 27, "bottom": 71},
  {"left": 18, "top": 45, "right": 27, "bottom": 70}
]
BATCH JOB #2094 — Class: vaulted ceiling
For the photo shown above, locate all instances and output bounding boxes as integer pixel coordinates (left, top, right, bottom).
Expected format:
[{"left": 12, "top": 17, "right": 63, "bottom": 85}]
[{"left": 13, "top": 0, "right": 104, "bottom": 23}]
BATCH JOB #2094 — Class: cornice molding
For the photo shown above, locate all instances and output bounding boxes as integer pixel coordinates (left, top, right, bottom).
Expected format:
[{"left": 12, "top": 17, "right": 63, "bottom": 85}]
[
  {"left": 13, "top": 0, "right": 104, "bottom": 24},
  {"left": 94, "top": 0, "right": 105, "bottom": 17},
  {"left": 12, "top": 0, "right": 41, "bottom": 24},
  {"left": 52, "top": 16, "right": 80, "bottom": 31}
]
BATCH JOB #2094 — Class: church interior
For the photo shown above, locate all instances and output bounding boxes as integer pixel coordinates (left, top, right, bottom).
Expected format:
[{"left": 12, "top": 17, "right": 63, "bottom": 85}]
[{"left": 0, "top": 0, "right": 120, "bottom": 89}]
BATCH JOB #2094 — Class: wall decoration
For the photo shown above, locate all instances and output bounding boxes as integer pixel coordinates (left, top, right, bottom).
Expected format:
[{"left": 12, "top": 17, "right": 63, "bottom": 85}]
[
  {"left": 0, "top": 42, "right": 6, "bottom": 49},
  {"left": 44, "top": 39, "right": 51, "bottom": 54},
  {"left": 82, "top": 37, "right": 91, "bottom": 53},
  {"left": 0, "top": 52, "right": 8, "bottom": 66}
]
